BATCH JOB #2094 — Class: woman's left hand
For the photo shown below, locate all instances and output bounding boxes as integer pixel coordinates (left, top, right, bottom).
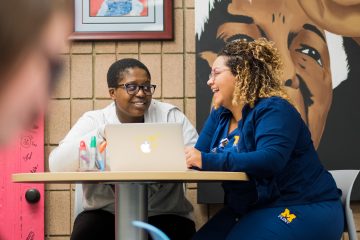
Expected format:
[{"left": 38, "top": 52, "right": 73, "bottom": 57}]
[{"left": 185, "top": 146, "right": 202, "bottom": 169}]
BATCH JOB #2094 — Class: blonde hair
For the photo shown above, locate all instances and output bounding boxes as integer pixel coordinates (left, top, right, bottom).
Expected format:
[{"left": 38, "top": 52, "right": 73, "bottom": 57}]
[{"left": 219, "top": 38, "right": 292, "bottom": 108}]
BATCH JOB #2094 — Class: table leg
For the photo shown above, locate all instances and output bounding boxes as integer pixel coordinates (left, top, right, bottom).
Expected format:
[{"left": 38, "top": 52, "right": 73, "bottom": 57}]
[{"left": 115, "top": 183, "right": 148, "bottom": 240}]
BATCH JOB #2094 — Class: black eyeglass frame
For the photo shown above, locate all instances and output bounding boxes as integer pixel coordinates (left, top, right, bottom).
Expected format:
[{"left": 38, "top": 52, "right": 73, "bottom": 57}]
[
  {"left": 116, "top": 83, "right": 157, "bottom": 96},
  {"left": 48, "top": 58, "right": 64, "bottom": 93}
]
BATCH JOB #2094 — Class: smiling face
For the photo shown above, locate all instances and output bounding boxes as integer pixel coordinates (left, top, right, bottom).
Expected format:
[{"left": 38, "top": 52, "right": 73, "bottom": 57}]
[
  {"left": 207, "top": 56, "right": 236, "bottom": 109},
  {"left": 109, "top": 67, "right": 152, "bottom": 123},
  {"left": 198, "top": 0, "right": 332, "bottom": 148}
]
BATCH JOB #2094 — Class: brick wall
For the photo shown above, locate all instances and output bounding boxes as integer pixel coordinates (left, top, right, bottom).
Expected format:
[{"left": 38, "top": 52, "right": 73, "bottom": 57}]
[
  {"left": 43, "top": 0, "right": 360, "bottom": 239},
  {"left": 44, "top": 1, "right": 208, "bottom": 239}
]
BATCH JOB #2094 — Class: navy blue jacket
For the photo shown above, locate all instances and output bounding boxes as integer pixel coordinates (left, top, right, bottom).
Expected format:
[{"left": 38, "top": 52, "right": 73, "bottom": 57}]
[{"left": 195, "top": 97, "right": 340, "bottom": 213}]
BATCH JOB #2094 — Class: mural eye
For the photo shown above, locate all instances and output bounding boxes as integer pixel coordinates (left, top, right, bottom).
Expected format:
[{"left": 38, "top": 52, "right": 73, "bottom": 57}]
[
  {"left": 227, "top": 34, "right": 255, "bottom": 43},
  {"left": 296, "top": 44, "right": 323, "bottom": 67}
]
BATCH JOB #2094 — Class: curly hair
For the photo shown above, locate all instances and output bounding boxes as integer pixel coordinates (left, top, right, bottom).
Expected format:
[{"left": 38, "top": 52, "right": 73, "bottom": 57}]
[{"left": 218, "top": 38, "right": 292, "bottom": 108}]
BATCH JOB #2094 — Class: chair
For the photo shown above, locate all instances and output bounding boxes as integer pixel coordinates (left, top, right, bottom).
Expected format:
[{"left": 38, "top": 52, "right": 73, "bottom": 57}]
[
  {"left": 329, "top": 170, "right": 359, "bottom": 240},
  {"left": 132, "top": 221, "right": 170, "bottom": 240},
  {"left": 74, "top": 184, "right": 84, "bottom": 218}
]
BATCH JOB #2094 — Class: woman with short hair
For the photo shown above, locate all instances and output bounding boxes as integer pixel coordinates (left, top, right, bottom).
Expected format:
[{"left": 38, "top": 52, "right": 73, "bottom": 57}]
[{"left": 50, "top": 58, "right": 198, "bottom": 240}]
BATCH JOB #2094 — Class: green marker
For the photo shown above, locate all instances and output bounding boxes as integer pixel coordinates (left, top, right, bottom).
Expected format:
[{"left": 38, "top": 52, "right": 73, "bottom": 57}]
[{"left": 89, "top": 136, "right": 97, "bottom": 170}]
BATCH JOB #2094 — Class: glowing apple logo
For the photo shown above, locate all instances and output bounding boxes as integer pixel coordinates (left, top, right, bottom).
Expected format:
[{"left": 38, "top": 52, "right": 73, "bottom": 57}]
[{"left": 140, "top": 141, "right": 151, "bottom": 153}]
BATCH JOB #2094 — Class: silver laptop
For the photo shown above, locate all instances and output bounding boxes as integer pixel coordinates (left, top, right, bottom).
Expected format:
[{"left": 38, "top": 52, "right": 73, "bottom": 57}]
[{"left": 105, "top": 123, "right": 187, "bottom": 171}]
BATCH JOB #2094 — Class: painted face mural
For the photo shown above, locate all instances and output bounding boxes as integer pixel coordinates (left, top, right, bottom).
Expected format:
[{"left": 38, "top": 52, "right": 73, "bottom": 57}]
[{"left": 196, "top": 0, "right": 360, "bottom": 172}]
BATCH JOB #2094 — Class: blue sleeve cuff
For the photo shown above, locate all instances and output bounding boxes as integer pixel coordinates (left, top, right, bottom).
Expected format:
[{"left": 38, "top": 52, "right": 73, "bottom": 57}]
[{"left": 201, "top": 152, "right": 226, "bottom": 171}]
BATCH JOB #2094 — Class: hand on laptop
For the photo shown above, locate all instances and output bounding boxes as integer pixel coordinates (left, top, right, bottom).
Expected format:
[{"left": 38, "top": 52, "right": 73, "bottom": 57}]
[{"left": 185, "top": 146, "right": 202, "bottom": 169}]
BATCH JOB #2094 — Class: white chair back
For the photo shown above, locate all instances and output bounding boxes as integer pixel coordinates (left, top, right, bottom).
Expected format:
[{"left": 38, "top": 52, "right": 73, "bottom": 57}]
[{"left": 329, "top": 170, "right": 359, "bottom": 240}]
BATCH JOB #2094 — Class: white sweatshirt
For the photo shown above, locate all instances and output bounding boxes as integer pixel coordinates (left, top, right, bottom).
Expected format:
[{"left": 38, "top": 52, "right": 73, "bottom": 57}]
[{"left": 49, "top": 100, "right": 198, "bottom": 218}]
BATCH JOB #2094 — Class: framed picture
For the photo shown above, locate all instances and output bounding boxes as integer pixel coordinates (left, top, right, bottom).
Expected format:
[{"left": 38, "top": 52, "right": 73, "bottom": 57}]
[{"left": 70, "top": 0, "right": 173, "bottom": 40}]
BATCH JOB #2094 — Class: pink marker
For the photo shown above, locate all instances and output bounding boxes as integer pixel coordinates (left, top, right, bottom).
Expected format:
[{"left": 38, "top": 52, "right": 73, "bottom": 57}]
[{"left": 79, "top": 140, "right": 90, "bottom": 171}]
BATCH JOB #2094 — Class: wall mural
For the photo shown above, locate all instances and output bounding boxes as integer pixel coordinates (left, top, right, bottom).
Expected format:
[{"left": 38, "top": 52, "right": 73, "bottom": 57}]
[{"left": 195, "top": 0, "right": 360, "bottom": 202}]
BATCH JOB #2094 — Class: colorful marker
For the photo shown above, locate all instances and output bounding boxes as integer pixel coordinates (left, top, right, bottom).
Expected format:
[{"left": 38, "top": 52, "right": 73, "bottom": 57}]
[
  {"left": 79, "top": 140, "right": 89, "bottom": 171},
  {"left": 89, "top": 136, "right": 97, "bottom": 170}
]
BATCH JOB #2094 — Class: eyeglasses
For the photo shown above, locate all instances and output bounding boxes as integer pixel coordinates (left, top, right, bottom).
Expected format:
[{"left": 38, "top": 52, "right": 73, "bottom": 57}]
[
  {"left": 48, "top": 58, "right": 64, "bottom": 93},
  {"left": 38, "top": 46, "right": 64, "bottom": 94},
  {"left": 117, "top": 83, "right": 156, "bottom": 96},
  {"left": 208, "top": 69, "right": 231, "bottom": 80}
]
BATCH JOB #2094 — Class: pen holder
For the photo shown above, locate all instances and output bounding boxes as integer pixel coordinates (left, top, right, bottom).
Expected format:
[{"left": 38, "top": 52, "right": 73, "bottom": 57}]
[
  {"left": 78, "top": 138, "right": 106, "bottom": 171},
  {"left": 79, "top": 140, "right": 91, "bottom": 171}
]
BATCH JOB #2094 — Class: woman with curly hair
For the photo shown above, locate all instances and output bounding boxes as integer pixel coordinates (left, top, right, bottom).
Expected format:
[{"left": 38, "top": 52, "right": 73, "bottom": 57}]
[{"left": 186, "top": 38, "right": 343, "bottom": 239}]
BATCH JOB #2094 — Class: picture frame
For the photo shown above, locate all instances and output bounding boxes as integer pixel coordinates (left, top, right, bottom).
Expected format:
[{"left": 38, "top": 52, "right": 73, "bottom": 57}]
[{"left": 70, "top": 0, "right": 173, "bottom": 40}]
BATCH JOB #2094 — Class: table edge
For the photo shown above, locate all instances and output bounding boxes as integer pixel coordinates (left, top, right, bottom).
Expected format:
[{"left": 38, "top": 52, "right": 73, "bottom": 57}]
[{"left": 12, "top": 171, "right": 249, "bottom": 183}]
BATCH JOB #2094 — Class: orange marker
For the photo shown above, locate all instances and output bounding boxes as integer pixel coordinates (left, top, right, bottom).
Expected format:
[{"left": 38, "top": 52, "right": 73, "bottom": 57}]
[{"left": 99, "top": 141, "right": 107, "bottom": 153}]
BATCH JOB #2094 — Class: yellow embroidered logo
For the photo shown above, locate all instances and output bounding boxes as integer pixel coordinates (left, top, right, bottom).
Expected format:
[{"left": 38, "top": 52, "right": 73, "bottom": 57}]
[
  {"left": 233, "top": 136, "right": 239, "bottom": 146},
  {"left": 278, "top": 208, "right": 296, "bottom": 224}
]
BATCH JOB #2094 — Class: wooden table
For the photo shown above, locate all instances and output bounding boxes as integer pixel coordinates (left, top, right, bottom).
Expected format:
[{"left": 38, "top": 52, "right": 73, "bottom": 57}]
[{"left": 13, "top": 171, "right": 248, "bottom": 240}]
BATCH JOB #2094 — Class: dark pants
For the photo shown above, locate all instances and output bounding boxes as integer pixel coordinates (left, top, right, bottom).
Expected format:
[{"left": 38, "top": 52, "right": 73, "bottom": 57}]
[
  {"left": 71, "top": 210, "right": 196, "bottom": 240},
  {"left": 193, "top": 200, "right": 344, "bottom": 240}
]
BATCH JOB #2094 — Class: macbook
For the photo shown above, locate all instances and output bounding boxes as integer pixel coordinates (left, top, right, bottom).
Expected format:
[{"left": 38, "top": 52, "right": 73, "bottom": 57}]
[{"left": 105, "top": 123, "right": 188, "bottom": 171}]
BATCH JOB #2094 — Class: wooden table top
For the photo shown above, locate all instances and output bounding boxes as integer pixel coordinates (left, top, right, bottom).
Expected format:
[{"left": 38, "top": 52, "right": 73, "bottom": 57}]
[{"left": 12, "top": 171, "right": 248, "bottom": 183}]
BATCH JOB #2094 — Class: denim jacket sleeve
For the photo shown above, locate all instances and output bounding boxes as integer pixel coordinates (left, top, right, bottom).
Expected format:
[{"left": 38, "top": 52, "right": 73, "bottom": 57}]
[{"left": 201, "top": 101, "right": 302, "bottom": 178}]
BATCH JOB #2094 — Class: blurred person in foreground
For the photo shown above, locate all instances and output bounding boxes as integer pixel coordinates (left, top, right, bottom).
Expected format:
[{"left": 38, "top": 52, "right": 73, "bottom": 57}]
[
  {"left": 0, "top": 0, "right": 71, "bottom": 145},
  {"left": 186, "top": 38, "right": 343, "bottom": 240}
]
